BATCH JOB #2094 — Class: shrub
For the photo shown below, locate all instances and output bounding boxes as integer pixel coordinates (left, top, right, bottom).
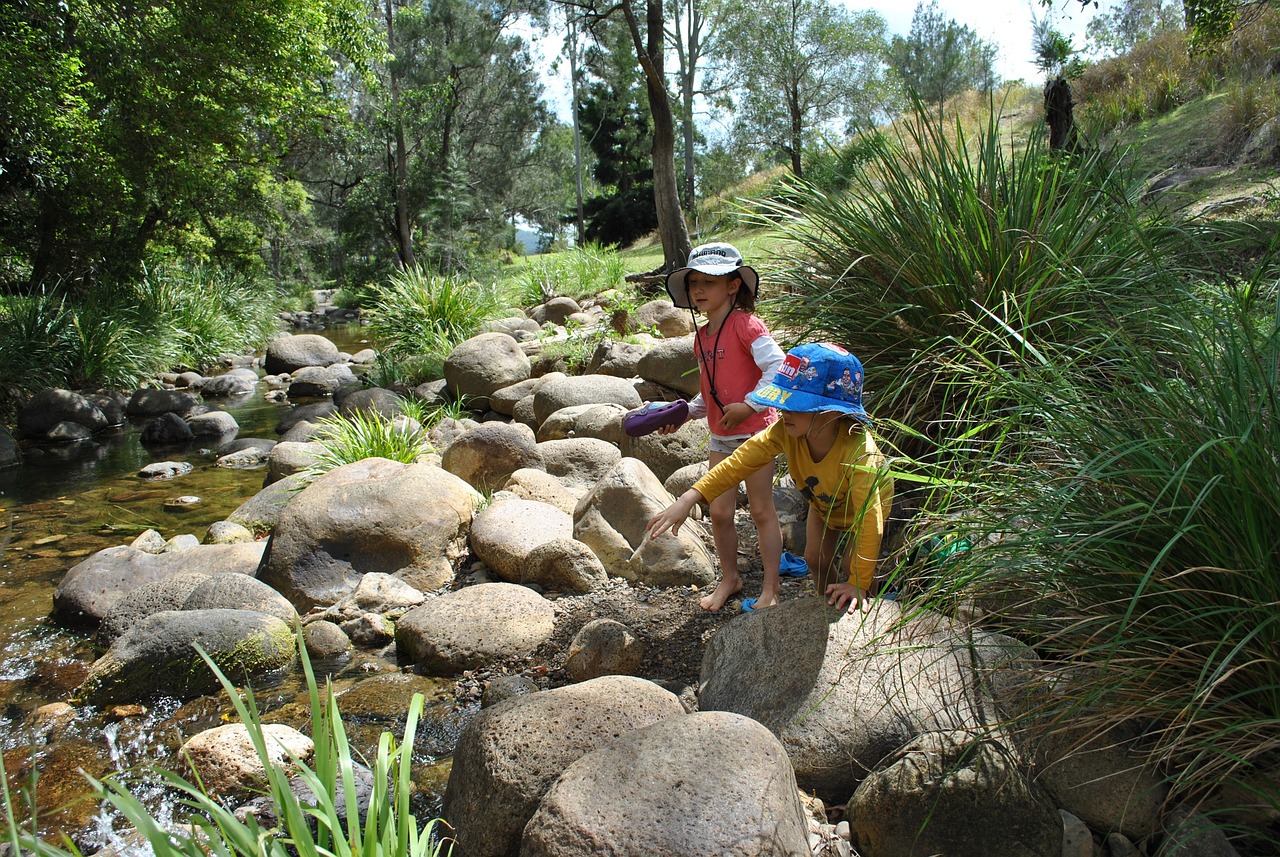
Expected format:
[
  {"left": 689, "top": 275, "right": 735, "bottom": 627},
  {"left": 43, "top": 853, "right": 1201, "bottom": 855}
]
[
  {"left": 307, "top": 406, "right": 431, "bottom": 477},
  {"left": 365, "top": 267, "right": 502, "bottom": 365}
]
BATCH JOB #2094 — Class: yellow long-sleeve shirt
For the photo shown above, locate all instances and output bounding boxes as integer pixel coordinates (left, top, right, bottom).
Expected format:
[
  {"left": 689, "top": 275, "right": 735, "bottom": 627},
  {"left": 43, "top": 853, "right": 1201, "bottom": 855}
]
[{"left": 691, "top": 420, "right": 893, "bottom": 589}]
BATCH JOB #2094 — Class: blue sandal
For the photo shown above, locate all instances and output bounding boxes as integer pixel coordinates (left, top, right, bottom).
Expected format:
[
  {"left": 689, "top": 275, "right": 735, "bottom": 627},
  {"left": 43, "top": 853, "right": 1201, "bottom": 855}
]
[{"left": 779, "top": 551, "right": 808, "bottom": 578}]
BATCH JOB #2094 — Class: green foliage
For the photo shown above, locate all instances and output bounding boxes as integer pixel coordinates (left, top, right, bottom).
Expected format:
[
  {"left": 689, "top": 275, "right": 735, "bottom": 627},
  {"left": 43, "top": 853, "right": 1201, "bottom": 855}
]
[
  {"left": 2, "top": 636, "right": 452, "bottom": 856},
  {"left": 919, "top": 279, "right": 1280, "bottom": 829},
  {"left": 308, "top": 406, "right": 432, "bottom": 476},
  {"left": 757, "top": 99, "right": 1212, "bottom": 435},
  {"left": 0, "top": 264, "right": 279, "bottom": 414},
  {"left": 889, "top": 0, "right": 999, "bottom": 105},
  {"left": 365, "top": 267, "right": 502, "bottom": 365},
  {"left": 513, "top": 243, "right": 627, "bottom": 306}
]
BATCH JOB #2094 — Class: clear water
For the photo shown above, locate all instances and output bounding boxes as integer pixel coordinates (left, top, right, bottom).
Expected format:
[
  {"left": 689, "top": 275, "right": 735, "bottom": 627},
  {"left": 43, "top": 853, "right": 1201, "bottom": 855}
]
[{"left": 0, "top": 324, "right": 465, "bottom": 844}]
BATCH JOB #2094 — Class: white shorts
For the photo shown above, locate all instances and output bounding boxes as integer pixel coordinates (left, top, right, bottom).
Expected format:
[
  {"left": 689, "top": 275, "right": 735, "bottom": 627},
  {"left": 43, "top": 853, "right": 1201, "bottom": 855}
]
[{"left": 708, "top": 434, "right": 751, "bottom": 454}]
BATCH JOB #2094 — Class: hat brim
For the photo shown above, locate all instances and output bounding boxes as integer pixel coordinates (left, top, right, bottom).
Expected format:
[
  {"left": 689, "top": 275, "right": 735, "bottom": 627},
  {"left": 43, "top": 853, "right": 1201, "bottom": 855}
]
[
  {"left": 665, "top": 265, "right": 759, "bottom": 308},
  {"left": 748, "top": 384, "right": 869, "bottom": 422}
]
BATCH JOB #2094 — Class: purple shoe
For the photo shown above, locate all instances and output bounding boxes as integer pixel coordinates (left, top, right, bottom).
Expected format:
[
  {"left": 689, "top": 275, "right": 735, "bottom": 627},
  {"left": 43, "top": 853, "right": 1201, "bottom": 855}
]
[{"left": 623, "top": 399, "right": 689, "bottom": 437}]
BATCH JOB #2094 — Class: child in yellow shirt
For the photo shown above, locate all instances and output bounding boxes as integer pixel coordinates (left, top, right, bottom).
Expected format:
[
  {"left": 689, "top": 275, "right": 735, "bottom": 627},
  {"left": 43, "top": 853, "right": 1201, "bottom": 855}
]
[{"left": 647, "top": 343, "right": 894, "bottom": 613}]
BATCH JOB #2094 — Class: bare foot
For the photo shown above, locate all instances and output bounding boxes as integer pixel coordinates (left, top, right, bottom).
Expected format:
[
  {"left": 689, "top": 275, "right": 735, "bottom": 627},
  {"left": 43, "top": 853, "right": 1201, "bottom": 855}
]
[
  {"left": 749, "top": 592, "right": 780, "bottom": 610},
  {"left": 700, "top": 578, "right": 743, "bottom": 611}
]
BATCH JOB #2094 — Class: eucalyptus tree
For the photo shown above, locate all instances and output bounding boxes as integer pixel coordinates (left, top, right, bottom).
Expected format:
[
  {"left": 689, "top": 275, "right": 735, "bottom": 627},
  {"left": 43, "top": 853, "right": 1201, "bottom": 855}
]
[
  {"left": 718, "top": 0, "right": 891, "bottom": 178},
  {"left": 1085, "top": 0, "right": 1184, "bottom": 55},
  {"left": 889, "top": 0, "right": 1000, "bottom": 112},
  {"left": 0, "top": 0, "right": 376, "bottom": 292},
  {"left": 665, "top": 0, "right": 730, "bottom": 209}
]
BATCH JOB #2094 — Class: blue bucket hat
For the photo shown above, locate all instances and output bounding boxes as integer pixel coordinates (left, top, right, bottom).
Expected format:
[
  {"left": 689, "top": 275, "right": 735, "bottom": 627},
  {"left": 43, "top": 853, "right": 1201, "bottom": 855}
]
[
  {"left": 664, "top": 242, "right": 759, "bottom": 309},
  {"left": 748, "top": 342, "right": 869, "bottom": 422}
]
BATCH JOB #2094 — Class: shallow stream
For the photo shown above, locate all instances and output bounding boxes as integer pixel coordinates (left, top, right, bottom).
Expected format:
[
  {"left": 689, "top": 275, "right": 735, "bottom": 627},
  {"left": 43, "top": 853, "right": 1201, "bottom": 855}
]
[{"left": 0, "top": 325, "right": 462, "bottom": 846}]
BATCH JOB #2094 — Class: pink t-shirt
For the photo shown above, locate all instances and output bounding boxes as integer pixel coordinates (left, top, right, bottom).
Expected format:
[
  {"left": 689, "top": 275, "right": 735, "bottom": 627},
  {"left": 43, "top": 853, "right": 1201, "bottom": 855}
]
[{"left": 695, "top": 310, "right": 779, "bottom": 438}]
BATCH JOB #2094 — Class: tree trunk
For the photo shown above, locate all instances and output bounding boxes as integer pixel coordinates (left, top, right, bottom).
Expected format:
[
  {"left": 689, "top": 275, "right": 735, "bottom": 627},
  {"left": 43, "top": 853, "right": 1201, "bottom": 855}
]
[
  {"left": 385, "top": 0, "right": 415, "bottom": 270},
  {"left": 623, "top": 0, "right": 692, "bottom": 271},
  {"left": 1044, "top": 76, "right": 1079, "bottom": 152},
  {"left": 788, "top": 87, "right": 804, "bottom": 178},
  {"left": 568, "top": 13, "right": 586, "bottom": 246}
]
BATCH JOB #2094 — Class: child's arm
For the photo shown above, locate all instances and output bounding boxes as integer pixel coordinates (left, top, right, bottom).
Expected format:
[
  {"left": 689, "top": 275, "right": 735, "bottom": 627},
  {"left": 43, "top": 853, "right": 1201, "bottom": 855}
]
[{"left": 647, "top": 489, "right": 704, "bottom": 539}]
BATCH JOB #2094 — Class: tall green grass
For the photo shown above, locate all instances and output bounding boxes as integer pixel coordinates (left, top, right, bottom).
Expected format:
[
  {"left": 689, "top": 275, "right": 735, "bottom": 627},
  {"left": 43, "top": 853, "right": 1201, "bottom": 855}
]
[
  {"left": 0, "top": 265, "right": 280, "bottom": 416},
  {"left": 364, "top": 267, "right": 501, "bottom": 381},
  {"left": 511, "top": 243, "right": 626, "bottom": 307},
  {"left": 307, "top": 406, "right": 433, "bottom": 477},
  {"left": 913, "top": 277, "right": 1280, "bottom": 834},
  {"left": 3, "top": 638, "right": 451, "bottom": 857},
  {"left": 757, "top": 99, "right": 1219, "bottom": 438}
]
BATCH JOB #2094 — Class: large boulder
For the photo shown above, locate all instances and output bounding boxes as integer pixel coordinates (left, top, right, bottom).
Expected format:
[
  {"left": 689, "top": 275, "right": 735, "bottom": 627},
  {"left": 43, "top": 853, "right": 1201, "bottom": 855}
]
[
  {"left": 140, "top": 412, "right": 194, "bottom": 445},
  {"left": 53, "top": 542, "right": 266, "bottom": 627},
  {"left": 536, "top": 438, "right": 620, "bottom": 488},
  {"left": 584, "top": 340, "right": 649, "bottom": 379},
  {"left": 441, "top": 422, "right": 542, "bottom": 491},
  {"left": 126, "top": 388, "right": 201, "bottom": 418},
  {"left": 522, "top": 711, "right": 810, "bottom": 857},
  {"left": 336, "top": 387, "right": 404, "bottom": 419},
  {"left": 395, "top": 583, "right": 555, "bottom": 675},
  {"left": 532, "top": 375, "right": 641, "bottom": 426},
  {"left": 535, "top": 403, "right": 627, "bottom": 446},
  {"left": 264, "top": 333, "right": 340, "bottom": 374},
  {"left": 258, "top": 458, "right": 482, "bottom": 611},
  {"left": 530, "top": 297, "right": 582, "bottom": 326},
  {"left": 276, "top": 401, "right": 335, "bottom": 434},
  {"left": 442, "top": 675, "right": 685, "bottom": 857},
  {"left": 444, "top": 332, "right": 532, "bottom": 406},
  {"left": 266, "top": 441, "right": 322, "bottom": 484},
  {"left": 16, "top": 389, "right": 109, "bottom": 438},
  {"left": 97, "top": 572, "right": 212, "bottom": 643},
  {"left": 521, "top": 538, "right": 608, "bottom": 594},
  {"left": 226, "top": 473, "right": 310, "bottom": 536},
  {"left": 848, "top": 730, "right": 1063, "bottom": 857},
  {"left": 490, "top": 378, "right": 546, "bottom": 417},
  {"left": 76, "top": 609, "right": 295, "bottom": 704},
  {"left": 619, "top": 418, "right": 709, "bottom": 483},
  {"left": 287, "top": 364, "right": 357, "bottom": 398},
  {"left": 501, "top": 469, "right": 585, "bottom": 516},
  {"left": 635, "top": 334, "right": 698, "bottom": 396},
  {"left": 572, "top": 457, "right": 715, "bottom": 587},
  {"left": 187, "top": 409, "right": 239, "bottom": 439},
  {"left": 699, "top": 599, "right": 996, "bottom": 802},
  {"left": 469, "top": 499, "right": 573, "bottom": 582},
  {"left": 632, "top": 299, "right": 695, "bottom": 338}
]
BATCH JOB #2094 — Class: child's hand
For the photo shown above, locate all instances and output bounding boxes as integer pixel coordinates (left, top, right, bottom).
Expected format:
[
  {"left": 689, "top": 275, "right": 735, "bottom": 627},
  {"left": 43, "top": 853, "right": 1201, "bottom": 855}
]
[
  {"left": 826, "top": 582, "right": 871, "bottom": 613},
  {"left": 647, "top": 489, "right": 701, "bottom": 539},
  {"left": 718, "top": 402, "right": 754, "bottom": 431},
  {"left": 655, "top": 417, "right": 686, "bottom": 435}
]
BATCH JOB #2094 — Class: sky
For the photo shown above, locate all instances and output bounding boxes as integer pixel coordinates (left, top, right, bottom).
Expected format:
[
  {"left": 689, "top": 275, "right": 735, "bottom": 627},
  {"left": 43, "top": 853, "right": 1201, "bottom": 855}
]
[{"left": 526, "top": 0, "right": 1118, "bottom": 124}]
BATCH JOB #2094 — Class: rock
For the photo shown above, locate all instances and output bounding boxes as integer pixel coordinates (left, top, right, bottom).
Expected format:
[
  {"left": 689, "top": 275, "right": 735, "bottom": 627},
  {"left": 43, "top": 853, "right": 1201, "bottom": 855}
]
[
  {"left": 163, "top": 495, "right": 202, "bottom": 511},
  {"left": 140, "top": 412, "right": 194, "bottom": 445},
  {"left": 564, "top": 619, "right": 644, "bottom": 681},
  {"left": 287, "top": 363, "right": 357, "bottom": 397},
  {"left": 187, "top": 409, "right": 239, "bottom": 439},
  {"left": 53, "top": 542, "right": 266, "bottom": 627},
  {"left": 444, "top": 332, "right": 532, "bottom": 406},
  {"left": 490, "top": 377, "right": 545, "bottom": 416},
  {"left": 502, "top": 468, "right": 585, "bottom": 516},
  {"left": 479, "top": 316, "right": 540, "bottom": 338},
  {"left": 258, "top": 458, "right": 482, "bottom": 611},
  {"left": 181, "top": 574, "right": 297, "bottom": 624},
  {"left": 442, "top": 675, "right": 685, "bottom": 857},
  {"left": 350, "top": 348, "right": 377, "bottom": 364},
  {"left": 130, "top": 529, "right": 167, "bottom": 553},
  {"left": 276, "top": 401, "right": 335, "bottom": 434},
  {"left": 327, "top": 571, "right": 426, "bottom": 616},
  {"left": 264, "top": 333, "right": 340, "bottom": 374},
  {"left": 165, "top": 533, "right": 201, "bottom": 551},
  {"left": 532, "top": 375, "right": 641, "bottom": 426},
  {"left": 339, "top": 612, "right": 395, "bottom": 646},
  {"left": 619, "top": 417, "right": 709, "bottom": 483},
  {"left": 97, "top": 572, "right": 212, "bottom": 643},
  {"left": 395, "top": 582, "right": 555, "bottom": 674},
  {"left": 201, "top": 371, "right": 258, "bottom": 397},
  {"left": 216, "top": 446, "right": 272, "bottom": 469},
  {"left": 203, "top": 521, "right": 255, "bottom": 545},
  {"left": 535, "top": 403, "right": 628, "bottom": 445},
  {"left": 572, "top": 457, "right": 715, "bottom": 587},
  {"left": 848, "top": 730, "right": 1063, "bottom": 857},
  {"left": 44, "top": 420, "right": 93, "bottom": 442},
  {"left": 77, "top": 609, "right": 295, "bottom": 704},
  {"left": 1060, "top": 810, "right": 1093, "bottom": 857},
  {"left": 632, "top": 299, "right": 695, "bottom": 338},
  {"left": 481, "top": 674, "right": 539, "bottom": 708},
  {"left": 469, "top": 499, "right": 573, "bottom": 582},
  {"left": 139, "top": 461, "right": 194, "bottom": 480},
  {"left": 522, "top": 711, "right": 809, "bottom": 857},
  {"left": 0, "top": 425, "right": 19, "bottom": 468},
  {"left": 278, "top": 419, "right": 322, "bottom": 442},
  {"left": 536, "top": 437, "right": 620, "bottom": 488},
  {"left": 530, "top": 296, "right": 582, "bottom": 325},
  {"left": 303, "top": 620, "right": 352, "bottom": 659},
  {"left": 699, "top": 599, "right": 995, "bottom": 802},
  {"left": 266, "top": 441, "right": 322, "bottom": 484},
  {"left": 180, "top": 723, "right": 313, "bottom": 800},
  {"left": 84, "top": 391, "right": 127, "bottom": 426},
  {"left": 126, "top": 388, "right": 201, "bottom": 418},
  {"left": 635, "top": 334, "right": 698, "bottom": 396},
  {"left": 441, "top": 421, "right": 542, "bottom": 491},
  {"left": 584, "top": 339, "right": 649, "bottom": 378},
  {"left": 522, "top": 538, "right": 608, "bottom": 594},
  {"left": 226, "top": 473, "right": 310, "bottom": 537},
  {"left": 337, "top": 387, "right": 403, "bottom": 419},
  {"left": 1157, "top": 806, "right": 1242, "bottom": 857},
  {"left": 17, "top": 388, "right": 108, "bottom": 438}
]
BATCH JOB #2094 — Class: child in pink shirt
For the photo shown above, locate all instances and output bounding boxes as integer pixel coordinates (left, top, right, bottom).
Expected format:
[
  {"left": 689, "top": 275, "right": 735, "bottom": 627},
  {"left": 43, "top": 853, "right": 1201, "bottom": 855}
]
[{"left": 660, "top": 243, "right": 786, "bottom": 611}]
